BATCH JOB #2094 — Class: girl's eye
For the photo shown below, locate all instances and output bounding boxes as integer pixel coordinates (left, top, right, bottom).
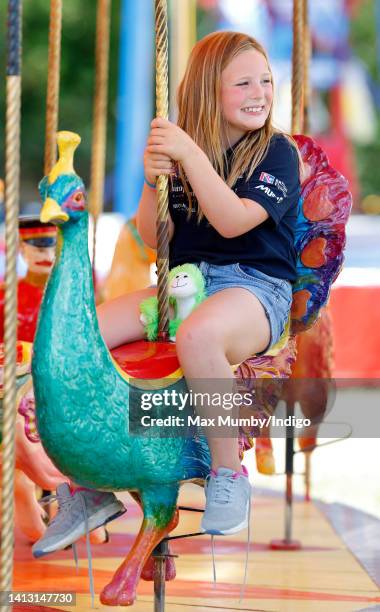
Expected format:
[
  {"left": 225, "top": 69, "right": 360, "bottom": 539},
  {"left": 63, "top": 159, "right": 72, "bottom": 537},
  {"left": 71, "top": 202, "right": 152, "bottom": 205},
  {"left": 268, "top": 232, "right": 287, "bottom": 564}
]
[
  {"left": 262, "top": 78, "right": 272, "bottom": 84},
  {"left": 237, "top": 81, "right": 248, "bottom": 87}
]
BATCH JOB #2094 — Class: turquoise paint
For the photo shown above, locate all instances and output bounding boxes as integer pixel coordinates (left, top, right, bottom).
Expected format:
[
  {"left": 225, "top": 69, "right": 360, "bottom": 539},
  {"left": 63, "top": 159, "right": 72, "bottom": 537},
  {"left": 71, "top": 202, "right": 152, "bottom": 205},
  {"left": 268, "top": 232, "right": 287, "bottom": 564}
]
[{"left": 32, "top": 173, "right": 210, "bottom": 516}]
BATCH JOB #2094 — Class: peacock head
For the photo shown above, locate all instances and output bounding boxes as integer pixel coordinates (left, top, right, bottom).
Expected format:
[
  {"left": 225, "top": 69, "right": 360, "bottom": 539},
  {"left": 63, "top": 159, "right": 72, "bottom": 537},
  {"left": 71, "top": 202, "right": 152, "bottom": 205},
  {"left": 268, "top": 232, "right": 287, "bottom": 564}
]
[{"left": 39, "top": 131, "right": 87, "bottom": 226}]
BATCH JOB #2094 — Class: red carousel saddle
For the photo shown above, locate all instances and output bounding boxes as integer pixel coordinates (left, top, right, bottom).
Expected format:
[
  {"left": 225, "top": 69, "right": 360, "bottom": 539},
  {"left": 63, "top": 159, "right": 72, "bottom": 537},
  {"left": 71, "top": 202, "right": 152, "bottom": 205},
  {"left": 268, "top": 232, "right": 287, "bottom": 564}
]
[{"left": 111, "top": 340, "right": 181, "bottom": 379}]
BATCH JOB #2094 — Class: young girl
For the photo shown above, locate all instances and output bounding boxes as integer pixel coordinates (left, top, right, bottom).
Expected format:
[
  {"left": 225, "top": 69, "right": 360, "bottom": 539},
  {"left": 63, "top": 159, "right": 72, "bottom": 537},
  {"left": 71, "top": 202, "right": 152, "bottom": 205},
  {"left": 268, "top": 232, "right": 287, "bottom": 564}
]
[{"left": 33, "top": 31, "right": 300, "bottom": 556}]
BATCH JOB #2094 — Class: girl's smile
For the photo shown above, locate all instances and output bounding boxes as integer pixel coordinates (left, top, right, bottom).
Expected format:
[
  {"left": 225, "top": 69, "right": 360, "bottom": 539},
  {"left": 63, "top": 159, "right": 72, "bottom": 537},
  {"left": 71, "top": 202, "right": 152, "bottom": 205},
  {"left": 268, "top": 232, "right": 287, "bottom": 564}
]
[{"left": 221, "top": 48, "right": 273, "bottom": 146}]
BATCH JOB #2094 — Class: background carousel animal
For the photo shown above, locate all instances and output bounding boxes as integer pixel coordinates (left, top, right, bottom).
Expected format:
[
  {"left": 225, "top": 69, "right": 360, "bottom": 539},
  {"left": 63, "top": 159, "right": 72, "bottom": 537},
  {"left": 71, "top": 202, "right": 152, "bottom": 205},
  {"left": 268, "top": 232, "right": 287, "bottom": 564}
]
[
  {"left": 0, "top": 342, "right": 63, "bottom": 542},
  {"left": 0, "top": 221, "right": 62, "bottom": 543}
]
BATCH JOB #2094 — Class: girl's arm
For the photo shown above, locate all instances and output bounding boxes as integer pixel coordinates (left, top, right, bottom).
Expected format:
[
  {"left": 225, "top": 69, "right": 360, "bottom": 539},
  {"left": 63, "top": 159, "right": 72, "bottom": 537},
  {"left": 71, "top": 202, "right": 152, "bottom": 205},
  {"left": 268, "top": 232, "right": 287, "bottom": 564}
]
[
  {"left": 147, "top": 118, "right": 268, "bottom": 238},
  {"left": 136, "top": 184, "right": 174, "bottom": 249},
  {"left": 182, "top": 147, "right": 268, "bottom": 237}
]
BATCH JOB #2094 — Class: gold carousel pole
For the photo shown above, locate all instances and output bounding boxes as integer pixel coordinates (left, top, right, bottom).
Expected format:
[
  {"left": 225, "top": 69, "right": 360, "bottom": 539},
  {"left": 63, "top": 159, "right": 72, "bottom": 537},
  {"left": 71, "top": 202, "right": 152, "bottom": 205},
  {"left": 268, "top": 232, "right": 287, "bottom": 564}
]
[
  {"left": 1, "top": 2, "right": 22, "bottom": 611},
  {"left": 169, "top": 0, "right": 196, "bottom": 118},
  {"left": 44, "top": 0, "right": 62, "bottom": 174},
  {"left": 41, "top": 0, "right": 62, "bottom": 517},
  {"left": 153, "top": 2, "right": 171, "bottom": 601},
  {"left": 155, "top": 0, "right": 170, "bottom": 340},
  {"left": 291, "top": 0, "right": 305, "bottom": 134},
  {"left": 282, "top": 0, "right": 306, "bottom": 549},
  {"left": 89, "top": 0, "right": 112, "bottom": 279}
]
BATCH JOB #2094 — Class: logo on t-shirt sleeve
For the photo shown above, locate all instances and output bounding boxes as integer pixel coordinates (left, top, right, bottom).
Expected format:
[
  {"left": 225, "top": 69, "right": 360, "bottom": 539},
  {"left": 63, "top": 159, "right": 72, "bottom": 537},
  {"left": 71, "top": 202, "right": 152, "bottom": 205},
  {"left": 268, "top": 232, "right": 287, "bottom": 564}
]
[
  {"left": 259, "top": 172, "right": 288, "bottom": 198},
  {"left": 255, "top": 184, "right": 284, "bottom": 203},
  {"left": 259, "top": 172, "right": 275, "bottom": 185}
]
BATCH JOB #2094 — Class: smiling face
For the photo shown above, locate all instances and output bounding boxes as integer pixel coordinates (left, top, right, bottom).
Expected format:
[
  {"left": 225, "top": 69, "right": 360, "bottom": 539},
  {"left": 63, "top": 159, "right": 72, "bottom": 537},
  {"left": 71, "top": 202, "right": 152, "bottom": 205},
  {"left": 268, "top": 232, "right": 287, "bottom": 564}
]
[{"left": 221, "top": 48, "right": 273, "bottom": 146}]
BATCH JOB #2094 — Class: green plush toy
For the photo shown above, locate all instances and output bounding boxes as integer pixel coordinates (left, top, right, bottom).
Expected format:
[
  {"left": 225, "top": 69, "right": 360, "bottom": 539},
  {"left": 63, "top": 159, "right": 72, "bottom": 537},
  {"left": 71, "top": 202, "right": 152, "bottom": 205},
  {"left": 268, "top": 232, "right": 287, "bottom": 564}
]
[{"left": 139, "top": 263, "right": 206, "bottom": 341}]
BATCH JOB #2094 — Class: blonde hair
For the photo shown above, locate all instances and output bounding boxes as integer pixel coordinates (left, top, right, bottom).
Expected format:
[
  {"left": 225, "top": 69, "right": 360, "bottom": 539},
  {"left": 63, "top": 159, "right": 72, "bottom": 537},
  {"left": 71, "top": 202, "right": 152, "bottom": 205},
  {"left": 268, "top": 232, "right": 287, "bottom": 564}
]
[{"left": 176, "top": 31, "right": 300, "bottom": 220}]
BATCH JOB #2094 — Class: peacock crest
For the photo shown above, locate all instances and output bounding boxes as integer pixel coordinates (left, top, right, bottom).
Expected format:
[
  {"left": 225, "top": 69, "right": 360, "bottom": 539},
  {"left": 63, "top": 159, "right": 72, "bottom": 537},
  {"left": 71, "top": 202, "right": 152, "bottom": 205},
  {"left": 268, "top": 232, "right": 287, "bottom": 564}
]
[{"left": 48, "top": 131, "right": 81, "bottom": 183}]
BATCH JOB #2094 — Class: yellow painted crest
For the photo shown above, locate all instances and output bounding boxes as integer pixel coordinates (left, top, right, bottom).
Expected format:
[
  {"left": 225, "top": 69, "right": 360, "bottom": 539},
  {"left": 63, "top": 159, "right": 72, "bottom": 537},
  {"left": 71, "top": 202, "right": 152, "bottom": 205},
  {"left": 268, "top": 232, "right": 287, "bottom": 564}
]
[{"left": 48, "top": 131, "right": 81, "bottom": 184}]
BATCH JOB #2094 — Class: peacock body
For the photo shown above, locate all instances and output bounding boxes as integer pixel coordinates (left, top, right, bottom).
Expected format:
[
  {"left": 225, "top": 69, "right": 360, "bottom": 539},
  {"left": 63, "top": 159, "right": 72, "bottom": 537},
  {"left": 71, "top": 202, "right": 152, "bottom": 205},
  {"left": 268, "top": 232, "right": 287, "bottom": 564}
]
[{"left": 32, "top": 133, "right": 209, "bottom": 496}]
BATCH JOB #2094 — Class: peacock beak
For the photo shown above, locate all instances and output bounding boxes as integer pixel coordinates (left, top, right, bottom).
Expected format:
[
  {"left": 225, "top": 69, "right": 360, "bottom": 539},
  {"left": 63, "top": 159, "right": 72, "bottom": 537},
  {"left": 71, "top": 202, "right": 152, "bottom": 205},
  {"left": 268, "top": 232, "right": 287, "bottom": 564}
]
[{"left": 40, "top": 198, "right": 69, "bottom": 223}]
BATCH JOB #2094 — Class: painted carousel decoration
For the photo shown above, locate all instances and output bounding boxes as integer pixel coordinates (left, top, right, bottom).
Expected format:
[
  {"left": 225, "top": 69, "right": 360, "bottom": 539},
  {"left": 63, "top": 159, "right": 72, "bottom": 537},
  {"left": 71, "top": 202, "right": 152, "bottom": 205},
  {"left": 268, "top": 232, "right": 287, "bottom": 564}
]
[{"left": 0, "top": 218, "right": 56, "bottom": 342}]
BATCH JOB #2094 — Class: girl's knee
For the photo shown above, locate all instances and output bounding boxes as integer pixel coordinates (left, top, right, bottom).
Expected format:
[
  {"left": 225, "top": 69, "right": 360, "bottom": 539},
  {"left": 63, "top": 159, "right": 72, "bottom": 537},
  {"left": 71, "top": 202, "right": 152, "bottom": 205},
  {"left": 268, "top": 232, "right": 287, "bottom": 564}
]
[{"left": 176, "top": 319, "right": 221, "bottom": 356}]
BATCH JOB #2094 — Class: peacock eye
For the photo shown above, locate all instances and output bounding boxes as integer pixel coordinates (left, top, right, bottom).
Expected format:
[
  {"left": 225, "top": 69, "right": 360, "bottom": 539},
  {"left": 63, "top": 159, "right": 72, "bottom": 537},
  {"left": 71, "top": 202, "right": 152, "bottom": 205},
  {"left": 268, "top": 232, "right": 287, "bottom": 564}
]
[{"left": 74, "top": 192, "right": 84, "bottom": 203}]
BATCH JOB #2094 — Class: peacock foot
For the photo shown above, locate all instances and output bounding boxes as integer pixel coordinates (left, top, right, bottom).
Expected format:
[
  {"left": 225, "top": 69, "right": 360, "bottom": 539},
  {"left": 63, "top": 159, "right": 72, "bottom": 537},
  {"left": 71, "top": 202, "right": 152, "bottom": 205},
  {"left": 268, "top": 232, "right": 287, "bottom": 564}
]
[
  {"left": 141, "top": 552, "right": 176, "bottom": 581},
  {"left": 100, "top": 573, "right": 136, "bottom": 607},
  {"left": 100, "top": 511, "right": 179, "bottom": 606},
  {"left": 100, "top": 559, "right": 152, "bottom": 606}
]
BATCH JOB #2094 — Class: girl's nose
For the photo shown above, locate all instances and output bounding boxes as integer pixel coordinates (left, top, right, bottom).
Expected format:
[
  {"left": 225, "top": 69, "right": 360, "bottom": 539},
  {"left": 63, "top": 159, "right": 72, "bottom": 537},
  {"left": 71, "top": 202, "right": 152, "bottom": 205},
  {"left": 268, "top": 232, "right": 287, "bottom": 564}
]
[{"left": 248, "top": 80, "right": 264, "bottom": 99}]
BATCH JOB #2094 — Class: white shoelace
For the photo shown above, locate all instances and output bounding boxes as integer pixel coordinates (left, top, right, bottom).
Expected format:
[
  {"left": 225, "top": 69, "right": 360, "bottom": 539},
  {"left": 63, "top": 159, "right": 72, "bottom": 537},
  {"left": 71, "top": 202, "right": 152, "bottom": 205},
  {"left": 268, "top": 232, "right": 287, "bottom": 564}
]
[
  {"left": 205, "top": 474, "right": 251, "bottom": 602},
  {"left": 39, "top": 491, "right": 95, "bottom": 608},
  {"left": 209, "top": 474, "right": 237, "bottom": 504}
]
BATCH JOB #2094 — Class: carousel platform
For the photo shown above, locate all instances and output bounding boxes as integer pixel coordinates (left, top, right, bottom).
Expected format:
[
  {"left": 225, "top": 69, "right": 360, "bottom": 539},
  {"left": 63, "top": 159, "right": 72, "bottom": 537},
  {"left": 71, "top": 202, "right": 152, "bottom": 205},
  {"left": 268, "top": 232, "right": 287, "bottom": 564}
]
[{"left": 12, "top": 482, "right": 380, "bottom": 612}]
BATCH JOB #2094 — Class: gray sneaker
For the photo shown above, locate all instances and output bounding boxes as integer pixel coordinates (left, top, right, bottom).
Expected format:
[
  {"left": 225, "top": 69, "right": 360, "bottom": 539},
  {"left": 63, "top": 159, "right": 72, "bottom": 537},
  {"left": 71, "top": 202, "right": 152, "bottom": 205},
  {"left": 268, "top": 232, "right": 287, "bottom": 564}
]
[
  {"left": 201, "top": 466, "right": 251, "bottom": 535},
  {"left": 32, "top": 484, "right": 126, "bottom": 558}
]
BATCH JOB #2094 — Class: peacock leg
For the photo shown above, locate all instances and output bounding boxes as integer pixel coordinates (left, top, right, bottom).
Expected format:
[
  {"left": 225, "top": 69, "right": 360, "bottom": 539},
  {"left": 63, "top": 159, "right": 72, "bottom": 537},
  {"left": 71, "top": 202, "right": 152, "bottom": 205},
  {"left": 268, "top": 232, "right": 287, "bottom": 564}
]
[
  {"left": 129, "top": 491, "right": 177, "bottom": 582},
  {"left": 100, "top": 485, "right": 179, "bottom": 606}
]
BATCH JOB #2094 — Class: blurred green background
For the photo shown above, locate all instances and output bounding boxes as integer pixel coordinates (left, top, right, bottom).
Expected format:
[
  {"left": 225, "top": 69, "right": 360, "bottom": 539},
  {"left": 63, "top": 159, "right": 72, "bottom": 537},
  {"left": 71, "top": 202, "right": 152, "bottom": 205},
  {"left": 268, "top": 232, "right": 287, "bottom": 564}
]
[{"left": 0, "top": 0, "right": 121, "bottom": 203}]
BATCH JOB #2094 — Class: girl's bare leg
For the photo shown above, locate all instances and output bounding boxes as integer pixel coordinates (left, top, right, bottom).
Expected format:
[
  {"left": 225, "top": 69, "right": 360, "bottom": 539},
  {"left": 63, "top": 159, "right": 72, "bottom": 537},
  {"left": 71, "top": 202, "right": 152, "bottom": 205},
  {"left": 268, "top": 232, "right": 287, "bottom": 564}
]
[
  {"left": 97, "top": 287, "right": 157, "bottom": 349},
  {"left": 176, "top": 288, "right": 270, "bottom": 473}
]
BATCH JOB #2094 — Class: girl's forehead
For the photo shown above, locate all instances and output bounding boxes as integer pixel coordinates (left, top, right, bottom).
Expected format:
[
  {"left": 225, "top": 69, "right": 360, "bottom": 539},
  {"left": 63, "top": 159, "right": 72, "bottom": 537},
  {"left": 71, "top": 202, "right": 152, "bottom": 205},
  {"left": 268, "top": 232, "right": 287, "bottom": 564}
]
[{"left": 222, "top": 49, "right": 269, "bottom": 78}]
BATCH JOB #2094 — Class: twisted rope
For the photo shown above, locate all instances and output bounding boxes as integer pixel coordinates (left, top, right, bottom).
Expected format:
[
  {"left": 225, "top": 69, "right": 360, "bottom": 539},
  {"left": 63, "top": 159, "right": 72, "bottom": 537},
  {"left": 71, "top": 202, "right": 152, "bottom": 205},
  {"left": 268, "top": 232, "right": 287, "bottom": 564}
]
[
  {"left": 302, "top": 0, "right": 311, "bottom": 134},
  {"left": 155, "top": 0, "right": 170, "bottom": 339},
  {"left": 90, "top": 0, "right": 111, "bottom": 274},
  {"left": 291, "top": 0, "right": 304, "bottom": 134},
  {"left": 44, "top": 0, "right": 62, "bottom": 174},
  {"left": 1, "top": 2, "right": 22, "bottom": 610}
]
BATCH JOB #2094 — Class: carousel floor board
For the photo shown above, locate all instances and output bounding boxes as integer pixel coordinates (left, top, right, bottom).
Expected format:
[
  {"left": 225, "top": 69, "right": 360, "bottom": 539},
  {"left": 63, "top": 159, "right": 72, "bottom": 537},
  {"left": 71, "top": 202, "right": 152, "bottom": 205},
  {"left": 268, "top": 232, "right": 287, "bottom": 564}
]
[{"left": 13, "top": 484, "right": 380, "bottom": 612}]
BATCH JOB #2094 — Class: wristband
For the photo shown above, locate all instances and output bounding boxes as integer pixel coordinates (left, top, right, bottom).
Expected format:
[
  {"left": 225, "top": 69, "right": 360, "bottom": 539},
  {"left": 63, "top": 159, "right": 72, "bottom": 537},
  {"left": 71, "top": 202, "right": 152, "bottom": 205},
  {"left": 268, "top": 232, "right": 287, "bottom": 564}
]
[{"left": 144, "top": 177, "right": 156, "bottom": 189}]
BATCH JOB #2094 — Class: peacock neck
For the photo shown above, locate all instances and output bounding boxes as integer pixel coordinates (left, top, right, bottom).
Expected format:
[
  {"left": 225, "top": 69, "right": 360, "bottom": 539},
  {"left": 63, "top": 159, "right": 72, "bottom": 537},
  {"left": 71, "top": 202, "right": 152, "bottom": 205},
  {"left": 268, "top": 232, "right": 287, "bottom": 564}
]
[
  {"left": 55, "top": 213, "right": 93, "bottom": 301},
  {"left": 37, "top": 213, "right": 105, "bottom": 357}
]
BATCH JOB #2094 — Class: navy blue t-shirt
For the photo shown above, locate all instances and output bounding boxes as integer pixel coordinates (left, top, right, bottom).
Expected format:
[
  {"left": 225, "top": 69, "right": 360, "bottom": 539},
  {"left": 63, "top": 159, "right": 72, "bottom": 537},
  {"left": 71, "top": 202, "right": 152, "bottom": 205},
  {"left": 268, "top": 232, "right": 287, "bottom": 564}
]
[{"left": 169, "top": 133, "right": 300, "bottom": 282}]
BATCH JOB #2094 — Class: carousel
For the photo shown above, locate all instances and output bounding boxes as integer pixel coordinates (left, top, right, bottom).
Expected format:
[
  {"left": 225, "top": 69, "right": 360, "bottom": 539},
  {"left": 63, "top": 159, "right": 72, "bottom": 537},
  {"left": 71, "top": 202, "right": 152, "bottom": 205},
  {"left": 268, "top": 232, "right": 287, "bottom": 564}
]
[{"left": 1, "top": 1, "right": 379, "bottom": 611}]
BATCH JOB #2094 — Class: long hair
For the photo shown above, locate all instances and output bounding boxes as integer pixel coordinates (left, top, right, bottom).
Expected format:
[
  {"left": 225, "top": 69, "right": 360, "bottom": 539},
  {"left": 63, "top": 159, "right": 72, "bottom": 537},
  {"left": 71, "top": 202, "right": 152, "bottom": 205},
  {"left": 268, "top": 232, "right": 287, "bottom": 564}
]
[{"left": 176, "top": 31, "right": 300, "bottom": 220}]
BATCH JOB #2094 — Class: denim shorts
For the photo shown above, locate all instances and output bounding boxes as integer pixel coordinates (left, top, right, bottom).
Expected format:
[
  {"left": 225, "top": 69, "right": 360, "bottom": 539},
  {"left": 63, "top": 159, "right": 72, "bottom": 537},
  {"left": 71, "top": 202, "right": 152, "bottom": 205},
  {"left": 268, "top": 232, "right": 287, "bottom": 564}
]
[{"left": 196, "top": 261, "right": 293, "bottom": 353}]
